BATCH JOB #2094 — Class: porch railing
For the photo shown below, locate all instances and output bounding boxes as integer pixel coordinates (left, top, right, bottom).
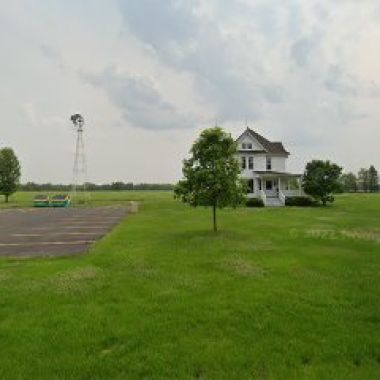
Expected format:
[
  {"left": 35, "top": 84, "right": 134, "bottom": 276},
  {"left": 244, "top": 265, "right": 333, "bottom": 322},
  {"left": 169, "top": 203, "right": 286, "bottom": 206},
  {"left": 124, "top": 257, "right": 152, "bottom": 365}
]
[
  {"left": 278, "top": 190, "right": 286, "bottom": 205},
  {"left": 260, "top": 189, "right": 267, "bottom": 204},
  {"left": 281, "top": 190, "right": 304, "bottom": 197}
]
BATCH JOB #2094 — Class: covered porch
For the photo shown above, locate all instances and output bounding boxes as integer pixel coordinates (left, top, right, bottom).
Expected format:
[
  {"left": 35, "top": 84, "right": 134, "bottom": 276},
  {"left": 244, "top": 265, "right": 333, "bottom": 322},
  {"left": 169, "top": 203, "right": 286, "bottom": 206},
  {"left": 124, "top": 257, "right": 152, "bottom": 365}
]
[{"left": 246, "top": 171, "right": 303, "bottom": 204}]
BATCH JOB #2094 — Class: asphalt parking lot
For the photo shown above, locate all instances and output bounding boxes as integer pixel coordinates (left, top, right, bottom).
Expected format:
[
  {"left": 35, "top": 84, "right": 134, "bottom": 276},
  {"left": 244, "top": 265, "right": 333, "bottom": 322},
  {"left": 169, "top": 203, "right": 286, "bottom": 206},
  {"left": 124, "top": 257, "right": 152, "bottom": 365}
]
[{"left": 0, "top": 207, "right": 127, "bottom": 258}]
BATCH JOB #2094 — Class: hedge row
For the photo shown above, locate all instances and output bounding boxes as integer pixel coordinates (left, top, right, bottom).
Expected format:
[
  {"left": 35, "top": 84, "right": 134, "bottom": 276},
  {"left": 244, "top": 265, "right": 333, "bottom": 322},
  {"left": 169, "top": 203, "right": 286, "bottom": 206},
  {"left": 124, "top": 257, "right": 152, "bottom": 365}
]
[
  {"left": 246, "top": 198, "right": 265, "bottom": 207},
  {"left": 245, "top": 196, "right": 314, "bottom": 207},
  {"left": 285, "top": 196, "right": 314, "bottom": 206}
]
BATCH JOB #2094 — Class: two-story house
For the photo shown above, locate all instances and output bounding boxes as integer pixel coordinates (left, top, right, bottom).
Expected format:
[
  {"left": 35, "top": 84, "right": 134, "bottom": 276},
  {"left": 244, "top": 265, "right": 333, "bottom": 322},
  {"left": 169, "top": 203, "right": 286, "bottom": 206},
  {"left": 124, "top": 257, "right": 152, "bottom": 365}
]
[{"left": 237, "top": 127, "right": 303, "bottom": 206}]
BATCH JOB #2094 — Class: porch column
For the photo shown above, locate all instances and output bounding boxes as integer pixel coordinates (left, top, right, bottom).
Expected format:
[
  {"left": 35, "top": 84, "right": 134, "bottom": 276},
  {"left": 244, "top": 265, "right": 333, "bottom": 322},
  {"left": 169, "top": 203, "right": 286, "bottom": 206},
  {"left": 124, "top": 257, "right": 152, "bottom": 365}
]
[
  {"left": 254, "top": 178, "right": 259, "bottom": 195},
  {"left": 278, "top": 177, "right": 281, "bottom": 191}
]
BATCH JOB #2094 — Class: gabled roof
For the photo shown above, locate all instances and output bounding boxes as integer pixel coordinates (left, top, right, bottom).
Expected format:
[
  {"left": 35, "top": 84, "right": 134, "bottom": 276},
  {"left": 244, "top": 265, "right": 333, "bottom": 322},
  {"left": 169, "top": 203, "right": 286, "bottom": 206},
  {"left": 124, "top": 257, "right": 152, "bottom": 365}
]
[{"left": 237, "top": 127, "right": 289, "bottom": 156}]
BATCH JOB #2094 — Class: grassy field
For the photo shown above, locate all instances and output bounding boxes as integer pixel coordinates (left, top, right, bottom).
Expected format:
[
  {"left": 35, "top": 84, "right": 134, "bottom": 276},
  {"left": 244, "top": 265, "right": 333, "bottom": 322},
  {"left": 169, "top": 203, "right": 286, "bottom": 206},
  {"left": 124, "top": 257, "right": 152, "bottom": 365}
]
[{"left": 0, "top": 191, "right": 379, "bottom": 379}]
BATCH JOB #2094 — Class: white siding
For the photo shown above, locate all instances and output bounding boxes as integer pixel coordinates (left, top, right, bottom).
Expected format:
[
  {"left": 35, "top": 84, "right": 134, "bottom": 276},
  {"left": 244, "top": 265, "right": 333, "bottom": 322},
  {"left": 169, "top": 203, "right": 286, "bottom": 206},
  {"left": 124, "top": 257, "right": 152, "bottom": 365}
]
[
  {"left": 271, "top": 156, "right": 286, "bottom": 172},
  {"left": 237, "top": 130, "right": 288, "bottom": 177},
  {"left": 238, "top": 154, "right": 287, "bottom": 176},
  {"left": 253, "top": 155, "right": 267, "bottom": 171},
  {"left": 237, "top": 131, "right": 264, "bottom": 150}
]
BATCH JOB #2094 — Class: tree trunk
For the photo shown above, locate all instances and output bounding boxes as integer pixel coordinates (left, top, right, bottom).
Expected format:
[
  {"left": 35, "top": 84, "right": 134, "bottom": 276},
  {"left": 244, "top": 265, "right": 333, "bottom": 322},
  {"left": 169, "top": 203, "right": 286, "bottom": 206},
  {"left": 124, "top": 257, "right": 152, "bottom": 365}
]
[
  {"left": 213, "top": 204, "right": 217, "bottom": 233},
  {"left": 5, "top": 194, "right": 8, "bottom": 203}
]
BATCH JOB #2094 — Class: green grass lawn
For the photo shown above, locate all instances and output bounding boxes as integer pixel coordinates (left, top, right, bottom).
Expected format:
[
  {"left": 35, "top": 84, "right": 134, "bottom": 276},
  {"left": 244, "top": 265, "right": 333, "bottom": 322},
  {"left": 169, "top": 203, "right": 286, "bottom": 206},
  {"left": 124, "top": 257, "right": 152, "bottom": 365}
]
[{"left": 0, "top": 192, "right": 379, "bottom": 379}]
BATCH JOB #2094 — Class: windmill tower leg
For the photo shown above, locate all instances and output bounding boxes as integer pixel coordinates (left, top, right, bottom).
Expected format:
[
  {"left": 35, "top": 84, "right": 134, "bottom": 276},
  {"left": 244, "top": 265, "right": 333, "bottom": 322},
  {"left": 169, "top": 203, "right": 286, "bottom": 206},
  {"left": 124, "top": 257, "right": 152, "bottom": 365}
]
[
  {"left": 79, "top": 129, "right": 87, "bottom": 192},
  {"left": 72, "top": 129, "right": 81, "bottom": 194},
  {"left": 70, "top": 114, "right": 87, "bottom": 195}
]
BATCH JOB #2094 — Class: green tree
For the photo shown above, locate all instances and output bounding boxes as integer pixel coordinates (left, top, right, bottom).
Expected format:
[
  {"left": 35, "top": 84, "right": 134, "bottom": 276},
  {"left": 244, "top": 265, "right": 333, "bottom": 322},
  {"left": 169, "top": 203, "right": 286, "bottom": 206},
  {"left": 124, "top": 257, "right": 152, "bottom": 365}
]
[
  {"left": 0, "top": 147, "right": 21, "bottom": 203},
  {"left": 368, "top": 165, "right": 379, "bottom": 192},
  {"left": 110, "top": 181, "right": 125, "bottom": 191},
  {"left": 339, "top": 172, "right": 357, "bottom": 193},
  {"left": 303, "top": 160, "right": 342, "bottom": 206},
  {"left": 358, "top": 168, "right": 370, "bottom": 192},
  {"left": 174, "top": 127, "right": 245, "bottom": 232}
]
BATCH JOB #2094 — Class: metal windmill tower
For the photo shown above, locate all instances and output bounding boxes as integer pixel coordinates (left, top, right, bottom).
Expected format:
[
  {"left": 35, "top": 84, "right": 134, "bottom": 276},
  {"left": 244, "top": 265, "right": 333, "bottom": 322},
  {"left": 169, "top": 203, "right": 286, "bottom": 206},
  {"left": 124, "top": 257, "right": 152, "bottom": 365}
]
[{"left": 70, "top": 114, "right": 87, "bottom": 194}]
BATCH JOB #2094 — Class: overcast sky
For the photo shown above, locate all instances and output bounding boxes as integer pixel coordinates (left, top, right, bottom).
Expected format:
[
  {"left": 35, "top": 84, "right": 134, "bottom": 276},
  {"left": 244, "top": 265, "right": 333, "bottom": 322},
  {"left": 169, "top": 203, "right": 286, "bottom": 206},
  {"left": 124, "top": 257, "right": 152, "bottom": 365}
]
[{"left": 1, "top": 0, "right": 379, "bottom": 184}]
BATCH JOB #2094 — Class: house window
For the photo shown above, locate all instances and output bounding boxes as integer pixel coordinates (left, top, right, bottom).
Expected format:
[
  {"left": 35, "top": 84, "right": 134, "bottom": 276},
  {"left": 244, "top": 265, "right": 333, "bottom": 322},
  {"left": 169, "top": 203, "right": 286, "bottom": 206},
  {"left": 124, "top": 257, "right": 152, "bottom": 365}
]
[
  {"left": 266, "top": 157, "right": 272, "bottom": 170},
  {"left": 247, "top": 143, "right": 252, "bottom": 149},
  {"left": 242, "top": 143, "right": 252, "bottom": 150},
  {"left": 241, "top": 156, "right": 246, "bottom": 169},
  {"left": 248, "top": 156, "right": 254, "bottom": 169},
  {"left": 266, "top": 180, "right": 273, "bottom": 190}
]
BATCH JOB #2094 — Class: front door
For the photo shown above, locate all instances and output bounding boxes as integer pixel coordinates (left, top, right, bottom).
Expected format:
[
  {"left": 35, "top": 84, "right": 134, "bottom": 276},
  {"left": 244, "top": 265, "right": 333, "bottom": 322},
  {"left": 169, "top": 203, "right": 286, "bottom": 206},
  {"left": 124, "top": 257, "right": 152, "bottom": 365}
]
[{"left": 265, "top": 180, "right": 277, "bottom": 197}]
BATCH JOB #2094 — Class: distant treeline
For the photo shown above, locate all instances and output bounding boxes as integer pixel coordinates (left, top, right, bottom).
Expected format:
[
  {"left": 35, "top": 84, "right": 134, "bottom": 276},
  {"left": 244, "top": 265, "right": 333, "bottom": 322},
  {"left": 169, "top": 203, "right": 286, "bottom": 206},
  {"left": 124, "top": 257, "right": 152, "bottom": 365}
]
[
  {"left": 339, "top": 165, "right": 379, "bottom": 193},
  {"left": 20, "top": 182, "right": 174, "bottom": 192},
  {"left": 18, "top": 166, "right": 380, "bottom": 194}
]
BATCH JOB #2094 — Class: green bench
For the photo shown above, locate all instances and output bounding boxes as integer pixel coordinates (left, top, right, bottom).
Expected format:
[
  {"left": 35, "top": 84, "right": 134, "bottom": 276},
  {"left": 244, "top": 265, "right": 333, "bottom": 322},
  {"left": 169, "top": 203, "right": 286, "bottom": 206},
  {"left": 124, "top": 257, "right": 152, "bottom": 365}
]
[
  {"left": 51, "top": 194, "right": 71, "bottom": 208},
  {"left": 33, "top": 194, "right": 50, "bottom": 208}
]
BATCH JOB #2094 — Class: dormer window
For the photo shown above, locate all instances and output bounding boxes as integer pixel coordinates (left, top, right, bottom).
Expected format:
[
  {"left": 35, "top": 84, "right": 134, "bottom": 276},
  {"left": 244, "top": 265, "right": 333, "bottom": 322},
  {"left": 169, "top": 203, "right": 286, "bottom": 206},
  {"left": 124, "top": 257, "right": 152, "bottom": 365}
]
[
  {"left": 242, "top": 143, "right": 252, "bottom": 150},
  {"left": 266, "top": 157, "right": 272, "bottom": 170}
]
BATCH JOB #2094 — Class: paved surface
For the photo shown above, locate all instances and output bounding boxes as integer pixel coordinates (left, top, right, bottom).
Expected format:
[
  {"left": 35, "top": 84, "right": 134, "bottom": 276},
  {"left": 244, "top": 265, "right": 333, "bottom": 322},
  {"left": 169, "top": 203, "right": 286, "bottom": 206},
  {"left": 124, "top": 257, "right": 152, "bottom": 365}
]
[{"left": 0, "top": 207, "right": 127, "bottom": 258}]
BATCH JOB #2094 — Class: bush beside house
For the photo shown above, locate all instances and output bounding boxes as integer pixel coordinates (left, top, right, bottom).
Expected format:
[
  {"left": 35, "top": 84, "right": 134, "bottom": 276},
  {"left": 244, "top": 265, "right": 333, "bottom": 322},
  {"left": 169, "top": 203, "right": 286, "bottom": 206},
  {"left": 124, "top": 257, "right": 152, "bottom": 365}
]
[
  {"left": 285, "top": 196, "right": 314, "bottom": 206},
  {"left": 246, "top": 198, "right": 264, "bottom": 207}
]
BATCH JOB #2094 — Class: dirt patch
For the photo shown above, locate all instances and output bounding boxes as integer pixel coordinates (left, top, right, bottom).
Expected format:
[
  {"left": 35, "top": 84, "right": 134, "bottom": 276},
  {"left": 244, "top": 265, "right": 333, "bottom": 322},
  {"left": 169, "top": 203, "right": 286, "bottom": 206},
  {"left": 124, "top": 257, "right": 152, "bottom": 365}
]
[
  {"left": 0, "top": 271, "right": 9, "bottom": 282},
  {"left": 315, "top": 217, "right": 335, "bottom": 222},
  {"left": 235, "top": 240, "right": 275, "bottom": 254},
  {"left": 52, "top": 266, "right": 101, "bottom": 293},
  {"left": 219, "top": 256, "right": 266, "bottom": 277}
]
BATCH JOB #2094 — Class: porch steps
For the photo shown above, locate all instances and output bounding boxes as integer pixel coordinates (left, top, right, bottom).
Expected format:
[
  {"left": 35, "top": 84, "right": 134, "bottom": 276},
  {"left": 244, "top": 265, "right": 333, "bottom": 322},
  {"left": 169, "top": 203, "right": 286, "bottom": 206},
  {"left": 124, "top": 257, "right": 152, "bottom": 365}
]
[{"left": 263, "top": 197, "right": 284, "bottom": 207}]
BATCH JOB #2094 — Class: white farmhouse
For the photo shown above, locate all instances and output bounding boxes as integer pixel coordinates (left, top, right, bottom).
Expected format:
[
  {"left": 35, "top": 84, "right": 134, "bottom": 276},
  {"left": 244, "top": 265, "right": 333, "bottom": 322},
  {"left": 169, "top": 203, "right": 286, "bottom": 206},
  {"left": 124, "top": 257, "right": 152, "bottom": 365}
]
[{"left": 237, "top": 127, "right": 303, "bottom": 206}]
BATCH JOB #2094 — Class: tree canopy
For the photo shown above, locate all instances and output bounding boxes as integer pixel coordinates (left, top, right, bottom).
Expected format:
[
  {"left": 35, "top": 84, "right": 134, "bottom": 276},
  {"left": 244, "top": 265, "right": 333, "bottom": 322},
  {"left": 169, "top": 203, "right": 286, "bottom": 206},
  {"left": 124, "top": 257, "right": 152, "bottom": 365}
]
[
  {"left": 358, "top": 168, "right": 370, "bottom": 192},
  {"left": 0, "top": 147, "right": 21, "bottom": 203},
  {"left": 339, "top": 172, "right": 357, "bottom": 193},
  {"left": 174, "top": 127, "right": 245, "bottom": 232},
  {"left": 368, "top": 165, "right": 379, "bottom": 192},
  {"left": 303, "top": 160, "right": 342, "bottom": 206}
]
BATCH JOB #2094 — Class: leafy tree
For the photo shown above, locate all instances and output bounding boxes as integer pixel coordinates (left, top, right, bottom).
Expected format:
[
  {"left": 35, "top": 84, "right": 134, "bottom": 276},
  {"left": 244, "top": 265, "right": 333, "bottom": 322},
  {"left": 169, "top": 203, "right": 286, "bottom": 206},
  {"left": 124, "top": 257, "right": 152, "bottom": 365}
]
[
  {"left": 368, "top": 165, "right": 379, "bottom": 192},
  {"left": 0, "top": 148, "right": 21, "bottom": 203},
  {"left": 339, "top": 172, "right": 357, "bottom": 193},
  {"left": 174, "top": 127, "right": 245, "bottom": 232},
  {"left": 358, "top": 168, "right": 370, "bottom": 192},
  {"left": 110, "top": 181, "right": 126, "bottom": 191},
  {"left": 287, "top": 177, "right": 300, "bottom": 191},
  {"left": 302, "top": 160, "right": 342, "bottom": 206}
]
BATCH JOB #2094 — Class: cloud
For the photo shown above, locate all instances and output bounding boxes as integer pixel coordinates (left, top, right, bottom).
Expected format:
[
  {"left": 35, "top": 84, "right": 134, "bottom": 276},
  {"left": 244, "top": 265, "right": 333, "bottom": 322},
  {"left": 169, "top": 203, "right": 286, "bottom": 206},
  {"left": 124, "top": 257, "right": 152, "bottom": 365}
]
[
  {"left": 117, "top": 0, "right": 282, "bottom": 122},
  {"left": 39, "top": 44, "right": 66, "bottom": 72},
  {"left": 83, "top": 67, "right": 194, "bottom": 130},
  {"left": 114, "top": 0, "right": 380, "bottom": 148},
  {"left": 324, "top": 65, "right": 357, "bottom": 96},
  {"left": 290, "top": 36, "right": 319, "bottom": 67},
  {"left": 2, "top": 0, "right": 380, "bottom": 182},
  {"left": 118, "top": 0, "right": 197, "bottom": 48},
  {"left": 324, "top": 65, "right": 380, "bottom": 98}
]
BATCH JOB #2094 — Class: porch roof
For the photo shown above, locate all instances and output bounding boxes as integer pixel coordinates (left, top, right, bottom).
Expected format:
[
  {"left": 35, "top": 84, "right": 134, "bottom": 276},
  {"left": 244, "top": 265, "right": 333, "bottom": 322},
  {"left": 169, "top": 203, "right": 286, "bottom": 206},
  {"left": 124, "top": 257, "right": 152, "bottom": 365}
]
[{"left": 253, "top": 171, "right": 302, "bottom": 178}]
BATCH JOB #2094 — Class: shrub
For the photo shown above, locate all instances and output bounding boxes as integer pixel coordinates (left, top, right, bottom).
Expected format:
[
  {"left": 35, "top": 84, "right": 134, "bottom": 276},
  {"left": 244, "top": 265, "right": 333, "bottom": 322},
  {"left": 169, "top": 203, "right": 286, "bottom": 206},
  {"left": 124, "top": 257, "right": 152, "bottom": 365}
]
[
  {"left": 285, "top": 196, "right": 314, "bottom": 206},
  {"left": 246, "top": 198, "right": 264, "bottom": 207}
]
